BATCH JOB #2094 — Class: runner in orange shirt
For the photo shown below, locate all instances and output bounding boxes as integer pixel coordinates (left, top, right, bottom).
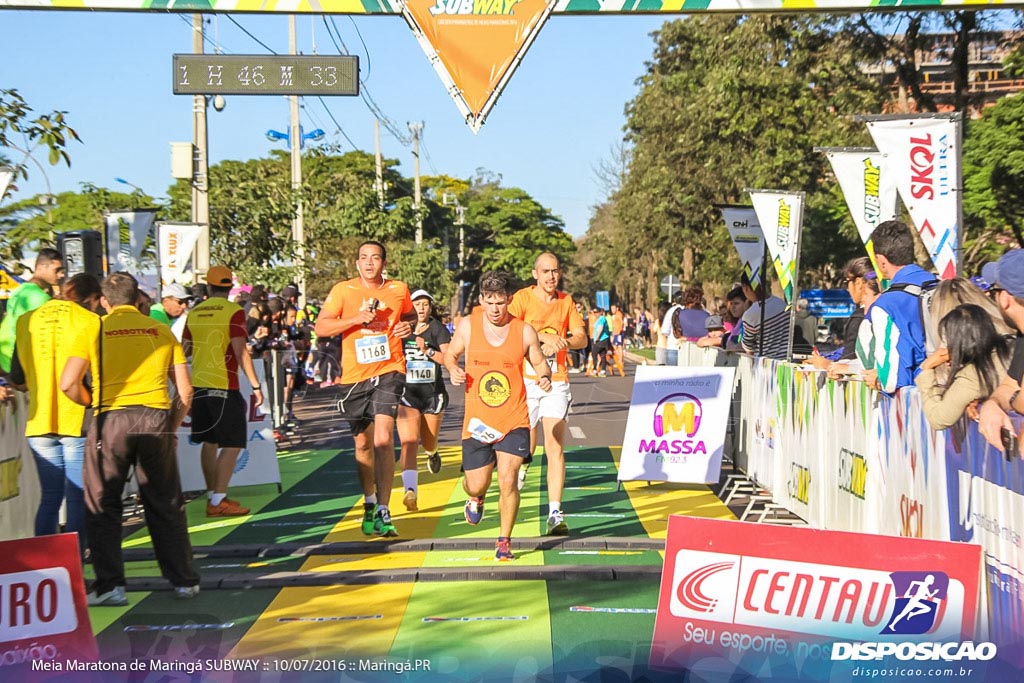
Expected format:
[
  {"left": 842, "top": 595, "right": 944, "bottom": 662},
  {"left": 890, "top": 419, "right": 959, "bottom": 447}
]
[
  {"left": 609, "top": 303, "right": 627, "bottom": 377},
  {"left": 315, "top": 241, "right": 416, "bottom": 537},
  {"left": 444, "top": 271, "right": 551, "bottom": 561},
  {"left": 508, "top": 252, "right": 587, "bottom": 535}
]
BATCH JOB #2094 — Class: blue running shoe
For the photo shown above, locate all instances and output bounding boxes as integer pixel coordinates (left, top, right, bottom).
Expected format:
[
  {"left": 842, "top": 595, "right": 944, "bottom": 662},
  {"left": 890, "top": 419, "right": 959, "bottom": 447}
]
[
  {"left": 464, "top": 496, "right": 485, "bottom": 525},
  {"left": 495, "top": 537, "right": 514, "bottom": 562}
]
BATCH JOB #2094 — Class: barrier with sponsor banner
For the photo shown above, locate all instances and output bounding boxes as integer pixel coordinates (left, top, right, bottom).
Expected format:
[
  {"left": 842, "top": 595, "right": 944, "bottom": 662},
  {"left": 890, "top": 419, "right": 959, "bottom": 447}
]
[
  {"left": 673, "top": 342, "right": 1022, "bottom": 660},
  {"left": 0, "top": 533, "right": 98, "bottom": 672},
  {"left": 652, "top": 517, "right": 984, "bottom": 680}
]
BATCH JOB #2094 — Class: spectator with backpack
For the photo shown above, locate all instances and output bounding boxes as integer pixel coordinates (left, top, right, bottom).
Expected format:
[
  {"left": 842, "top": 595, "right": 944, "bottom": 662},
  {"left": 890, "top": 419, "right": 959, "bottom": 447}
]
[{"left": 857, "top": 220, "right": 937, "bottom": 395}]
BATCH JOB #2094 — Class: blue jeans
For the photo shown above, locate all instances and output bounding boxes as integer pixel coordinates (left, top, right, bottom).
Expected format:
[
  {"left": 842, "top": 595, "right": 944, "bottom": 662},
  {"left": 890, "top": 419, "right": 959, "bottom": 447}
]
[
  {"left": 28, "top": 435, "right": 86, "bottom": 552},
  {"left": 666, "top": 349, "right": 679, "bottom": 367}
]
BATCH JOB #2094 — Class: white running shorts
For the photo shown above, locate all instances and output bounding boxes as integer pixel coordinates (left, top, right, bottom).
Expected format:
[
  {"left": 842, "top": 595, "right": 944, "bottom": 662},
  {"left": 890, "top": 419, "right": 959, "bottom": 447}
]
[{"left": 525, "top": 379, "right": 571, "bottom": 428}]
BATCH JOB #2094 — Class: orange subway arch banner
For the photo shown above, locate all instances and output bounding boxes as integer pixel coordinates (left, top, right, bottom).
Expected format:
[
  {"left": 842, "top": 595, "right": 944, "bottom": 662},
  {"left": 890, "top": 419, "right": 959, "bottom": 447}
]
[{"left": 401, "top": 0, "right": 555, "bottom": 131}]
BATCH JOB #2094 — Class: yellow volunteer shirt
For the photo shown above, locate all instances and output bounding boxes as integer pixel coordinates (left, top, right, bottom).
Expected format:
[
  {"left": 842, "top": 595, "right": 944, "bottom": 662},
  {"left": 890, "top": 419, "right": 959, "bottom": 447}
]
[
  {"left": 182, "top": 297, "right": 247, "bottom": 390},
  {"left": 16, "top": 299, "right": 101, "bottom": 437},
  {"left": 67, "top": 305, "right": 185, "bottom": 413}
]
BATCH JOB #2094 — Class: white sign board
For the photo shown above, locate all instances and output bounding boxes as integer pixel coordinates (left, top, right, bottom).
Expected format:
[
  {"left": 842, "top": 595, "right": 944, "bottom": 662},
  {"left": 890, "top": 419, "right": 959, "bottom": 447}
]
[
  {"left": 174, "top": 362, "right": 280, "bottom": 492},
  {"left": 619, "top": 365, "right": 736, "bottom": 484}
]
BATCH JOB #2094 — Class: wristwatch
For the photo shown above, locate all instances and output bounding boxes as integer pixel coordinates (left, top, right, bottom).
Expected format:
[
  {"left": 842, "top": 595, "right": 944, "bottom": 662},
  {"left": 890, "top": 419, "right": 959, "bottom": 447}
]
[{"left": 426, "top": 348, "right": 435, "bottom": 358}]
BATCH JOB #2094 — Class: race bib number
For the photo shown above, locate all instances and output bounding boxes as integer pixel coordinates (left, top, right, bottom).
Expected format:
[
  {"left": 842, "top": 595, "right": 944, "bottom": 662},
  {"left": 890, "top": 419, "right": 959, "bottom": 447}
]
[
  {"left": 355, "top": 335, "right": 391, "bottom": 364},
  {"left": 467, "top": 417, "right": 504, "bottom": 444},
  {"left": 406, "top": 360, "right": 435, "bottom": 384}
]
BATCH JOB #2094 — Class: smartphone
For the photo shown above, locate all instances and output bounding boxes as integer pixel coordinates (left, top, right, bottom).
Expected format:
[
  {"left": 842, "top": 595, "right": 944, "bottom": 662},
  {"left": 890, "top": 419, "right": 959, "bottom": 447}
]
[{"left": 1001, "top": 427, "right": 1019, "bottom": 461}]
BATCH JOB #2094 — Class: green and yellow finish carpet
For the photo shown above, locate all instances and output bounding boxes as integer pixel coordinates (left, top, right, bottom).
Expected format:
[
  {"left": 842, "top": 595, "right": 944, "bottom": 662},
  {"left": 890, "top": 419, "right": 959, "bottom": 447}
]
[{"left": 84, "top": 446, "right": 735, "bottom": 681}]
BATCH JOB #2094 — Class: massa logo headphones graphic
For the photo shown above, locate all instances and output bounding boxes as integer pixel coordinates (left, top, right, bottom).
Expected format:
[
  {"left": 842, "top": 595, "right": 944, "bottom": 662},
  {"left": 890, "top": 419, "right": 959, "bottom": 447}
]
[{"left": 653, "top": 393, "right": 703, "bottom": 438}]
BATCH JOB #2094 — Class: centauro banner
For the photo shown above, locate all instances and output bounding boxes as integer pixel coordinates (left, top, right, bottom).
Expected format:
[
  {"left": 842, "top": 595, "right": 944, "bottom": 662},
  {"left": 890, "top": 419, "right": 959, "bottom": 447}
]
[
  {"left": 824, "top": 148, "right": 898, "bottom": 272},
  {"left": 865, "top": 115, "right": 961, "bottom": 279},
  {"left": 748, "top": 190, "right": 804, "bottom": 305},
  {"left": 719, "top": 205, "right": 765, "bottom": 289},
  {"left": 401, "top": 0, "right": 555, "bottom": 131}
]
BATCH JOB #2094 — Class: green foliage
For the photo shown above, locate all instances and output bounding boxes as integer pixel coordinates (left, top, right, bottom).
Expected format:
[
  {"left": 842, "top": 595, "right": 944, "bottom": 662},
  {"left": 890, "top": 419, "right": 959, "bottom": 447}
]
[
  {"left": 0, "top": 88, "right": 80, "bottom": 188},
  {"left": 962, "top": 93, "right": 1024, "bottom": 267}
]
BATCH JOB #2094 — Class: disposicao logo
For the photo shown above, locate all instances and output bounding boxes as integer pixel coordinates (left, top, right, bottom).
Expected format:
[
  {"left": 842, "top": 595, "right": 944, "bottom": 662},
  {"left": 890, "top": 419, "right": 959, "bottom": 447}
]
[
  {"left": 883, "top": 571, "right": 948, "bottom": 635},
  {"left": 639, "top": 393, "right": 706, "bottom": 456}
]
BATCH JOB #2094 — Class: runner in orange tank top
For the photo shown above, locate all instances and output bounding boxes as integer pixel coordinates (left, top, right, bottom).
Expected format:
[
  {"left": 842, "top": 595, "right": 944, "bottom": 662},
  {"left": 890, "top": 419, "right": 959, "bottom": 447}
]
[
  {"left": 444, "top": 271, "right": 551, "bottom": 562},
  {"left": 315, "top": 241, "right": 416, "bottom": 538}
]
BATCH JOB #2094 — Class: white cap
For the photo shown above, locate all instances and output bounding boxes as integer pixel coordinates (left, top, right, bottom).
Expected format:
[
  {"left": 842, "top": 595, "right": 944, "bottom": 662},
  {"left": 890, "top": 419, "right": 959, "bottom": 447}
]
[
  {"left": 162, "top": 283, "right": 191, "bottom": 301},
  {"left": 411, "top": 289, "right": 434, "bottom": 302}
]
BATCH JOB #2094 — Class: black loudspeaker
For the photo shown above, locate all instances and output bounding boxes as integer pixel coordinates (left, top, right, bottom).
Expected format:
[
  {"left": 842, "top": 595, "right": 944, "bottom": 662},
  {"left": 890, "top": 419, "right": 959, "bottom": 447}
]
[{"left": 57, "top": 230, "right": 105, "bottom": 279}]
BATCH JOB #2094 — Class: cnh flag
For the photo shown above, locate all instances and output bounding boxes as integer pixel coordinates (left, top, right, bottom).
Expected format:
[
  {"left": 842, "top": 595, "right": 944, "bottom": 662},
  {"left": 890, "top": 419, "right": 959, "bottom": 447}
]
[
  {"left": 865, "top": 115, "right": 960, "bottom": 279},
  {"left": 157, "top": 222, "right": 202, "bottom": 286},
  {"left": 719, "top": 205, "right": 765, "bottom": 289},
  {"left": 401, "top": 0, "right": 554, "bottom": 132},
  {"left": 748, "top": 190, "right": 805, "bottom": 305}
]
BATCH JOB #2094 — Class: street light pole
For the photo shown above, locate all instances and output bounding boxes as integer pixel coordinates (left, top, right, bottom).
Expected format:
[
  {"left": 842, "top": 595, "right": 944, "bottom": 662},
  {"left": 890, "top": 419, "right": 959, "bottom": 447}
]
[
  {"left": 192, "top": 13, "right": 211, "bottom": 281},
  {"left": 408, "top": 122, "right": 423, "bottom": 244},
  {"left": 289, "top": 15, "right": 305, "bottom": 304}
]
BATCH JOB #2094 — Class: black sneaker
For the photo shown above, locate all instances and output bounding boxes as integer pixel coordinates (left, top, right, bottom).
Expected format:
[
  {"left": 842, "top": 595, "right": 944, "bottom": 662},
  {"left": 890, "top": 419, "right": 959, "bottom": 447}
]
[{"left": 427, "top": 451, "right": 442, "bottom": 474}]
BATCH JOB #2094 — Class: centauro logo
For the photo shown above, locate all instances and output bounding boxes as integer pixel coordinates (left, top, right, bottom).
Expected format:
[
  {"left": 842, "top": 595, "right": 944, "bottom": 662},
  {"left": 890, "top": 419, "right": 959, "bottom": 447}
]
[
  {"left": 776, "top": 198, "right": 790, "bottom": 248},
  {"left": 838, "top": 448, "right": 868, "bottom": 500},
  {"left": 429, "top": 0, "right": 522, "bottom": 15},
  {"left": 479, "top": 371, "right": 511, "bottom": 407},
  {"left": 863, "top": 157, "right": 882, "bottom": 226}
]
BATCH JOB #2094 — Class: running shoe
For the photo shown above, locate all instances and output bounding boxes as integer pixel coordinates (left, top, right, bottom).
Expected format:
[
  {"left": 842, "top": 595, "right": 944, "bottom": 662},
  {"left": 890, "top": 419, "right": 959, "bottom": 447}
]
[
  {"left": 173, "top": 585, "right": 200, "bottom": 599},
  {"left": 517, "top": 455, "right": 532, "bottom": 491},
  {"left": 403, "top": 488, "right": 418, "bottom": 512},
  {"left": 464, "top": 497, "right": 485, "bottom": 525},
  {"left": 494, "top": 537, "right": 514, "bottom": 562},
  {"left": 361, "top": 503, "right": 376, "bottom": 535},
  {"left": 426, "top": 451, "right": 442, "bottom": 475},
  {"left": 546, "top": 509, "right": 569, "bottom": 536},
  {"left": 206, "top": 498, "right": 250, "bottom": 517},
  {"left": 373, "top": 507, "right": 399, "bottom": 537},
  {"left": 87, "top": 586, "right": 128, "bottom": 606}
]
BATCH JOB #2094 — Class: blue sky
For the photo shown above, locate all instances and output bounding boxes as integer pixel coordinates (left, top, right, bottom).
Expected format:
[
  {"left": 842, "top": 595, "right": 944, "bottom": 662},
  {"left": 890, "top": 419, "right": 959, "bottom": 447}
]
[{"left": 2, "top": 10, "right": 669, "bottom": 237}]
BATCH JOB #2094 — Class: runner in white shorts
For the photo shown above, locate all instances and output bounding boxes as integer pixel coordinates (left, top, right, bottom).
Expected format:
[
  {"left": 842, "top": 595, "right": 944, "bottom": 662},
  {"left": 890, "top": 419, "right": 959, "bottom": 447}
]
[{"left": 507, "top": 253, "right": 587, "bottom": 535}]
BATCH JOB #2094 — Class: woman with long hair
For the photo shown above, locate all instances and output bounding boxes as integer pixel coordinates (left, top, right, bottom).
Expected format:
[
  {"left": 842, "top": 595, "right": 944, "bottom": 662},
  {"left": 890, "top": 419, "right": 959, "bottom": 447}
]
[
  {"left": 927, "top": 277, "right": 1014, "bottom": 352},
  {"left": 808, "top": 257, "right": 880, "bottom": 375},
  {"left": 915, "top": 304, "right": 1010, "bottom": 431}
]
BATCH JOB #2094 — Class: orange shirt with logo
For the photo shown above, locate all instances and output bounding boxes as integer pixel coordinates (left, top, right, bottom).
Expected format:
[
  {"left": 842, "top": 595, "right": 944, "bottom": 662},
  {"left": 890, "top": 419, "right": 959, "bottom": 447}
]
[
  {"left": 461, "top": 311, "right": 529, "bottom": 441},
  {"left": 508, "top": 287, "right": 584, "bottom": 382},
  {"left": 321, "top": 277, "right": 413, "bottom": 384}
]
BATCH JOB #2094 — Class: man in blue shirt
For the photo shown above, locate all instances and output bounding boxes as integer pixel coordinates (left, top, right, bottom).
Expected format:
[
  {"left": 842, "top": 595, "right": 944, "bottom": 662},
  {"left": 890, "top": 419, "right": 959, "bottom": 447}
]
[{"left": 857, "top": 220, "right": 936, "bottom": 395}]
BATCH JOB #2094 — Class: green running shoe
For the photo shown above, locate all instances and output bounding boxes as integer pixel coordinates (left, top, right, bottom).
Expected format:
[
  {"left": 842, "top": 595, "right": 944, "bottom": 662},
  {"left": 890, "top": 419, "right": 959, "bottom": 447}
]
[
  {"left": 373, "top": 506, "right": 399, "bottom": 538},
  {"left": 361, "top": 503, "right": 376, "bottom": 536}
]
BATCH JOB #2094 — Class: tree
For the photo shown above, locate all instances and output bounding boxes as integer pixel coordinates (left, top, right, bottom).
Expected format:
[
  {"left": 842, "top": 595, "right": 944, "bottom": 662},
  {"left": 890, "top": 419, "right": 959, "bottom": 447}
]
[
  {"left": 582, "top": 15, "right": 883, "bottom": 311},
  {"left": 962, "top": 92, "right": 1024, "bottom": 266},
  {"left": 0, "top": 88, "right": 80, "bottom": 193}
]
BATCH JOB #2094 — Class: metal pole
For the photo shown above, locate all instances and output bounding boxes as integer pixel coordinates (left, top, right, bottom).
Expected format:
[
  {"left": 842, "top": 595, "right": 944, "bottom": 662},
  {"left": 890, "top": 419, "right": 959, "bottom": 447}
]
[
  {"left": 192, "top": 13, "right": 210, "bottom": 281},
  {"left": 410, "top": 122, "right": 423, "bottom": 244},
  {"left": 289, "top": 16, "right": 306, "bottom": 303},
  {"left": 786, "top": 193, "right": 807, "bottom": 362},
  {"left": 954, "top": 111, "right": 964, "bottom": 276},
  {"left": 374, "top": 119, "right": 384, "bottom": 209}
]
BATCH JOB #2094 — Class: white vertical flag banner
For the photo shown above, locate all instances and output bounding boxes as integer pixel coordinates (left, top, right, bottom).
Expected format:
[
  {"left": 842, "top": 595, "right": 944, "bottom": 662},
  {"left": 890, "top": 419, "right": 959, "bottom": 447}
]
[
  {"left": 866, "top": 115, "right": 960, "bottom": 279},
  {"left": 157, "top": 222, "right": 202, "bottom": 286},
  {"left": 824, "top": 149, "right": 899, "bottom": 259},
  {"left": 719, "top": 206, "right": 766, "bottom": 288},
  {"left": 0, "top": 166, "right": 14, "bottom": 201},
  {"left": 748, "top": 190, "right": 804, "bottom": 305},
  {"left": 105, "top": 209, "right": 156, "bottom": 272}
]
